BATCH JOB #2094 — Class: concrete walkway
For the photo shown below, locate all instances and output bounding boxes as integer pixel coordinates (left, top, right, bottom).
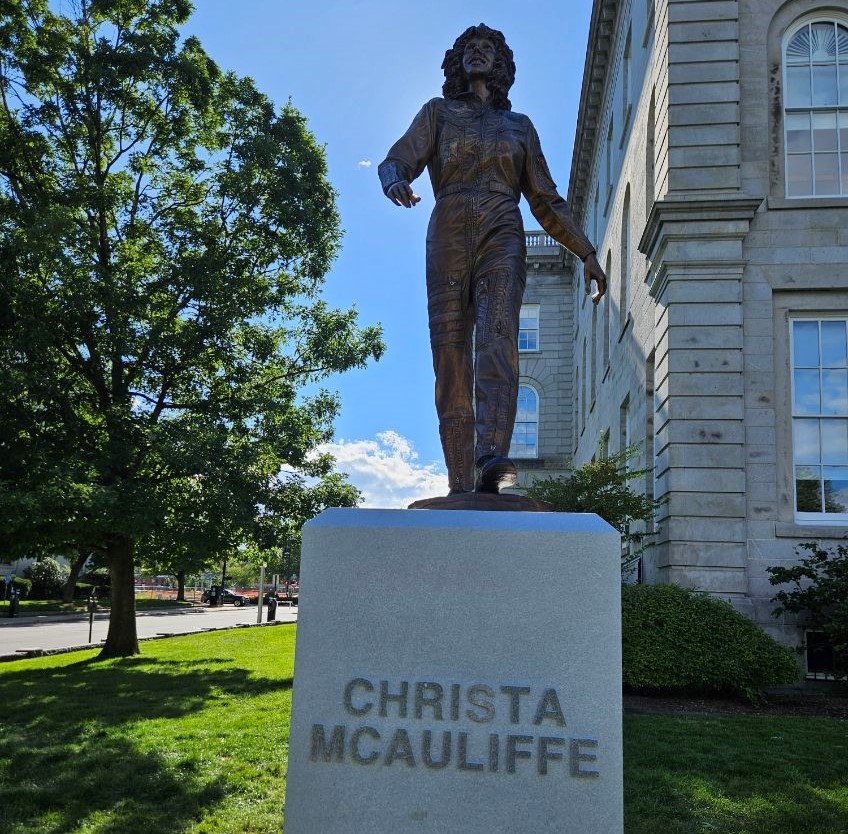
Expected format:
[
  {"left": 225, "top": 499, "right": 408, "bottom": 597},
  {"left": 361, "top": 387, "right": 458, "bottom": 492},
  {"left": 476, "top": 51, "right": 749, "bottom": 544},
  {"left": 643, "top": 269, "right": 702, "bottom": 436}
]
[{"left": 0, "top": 603, "right": 297, "bottom": 658}]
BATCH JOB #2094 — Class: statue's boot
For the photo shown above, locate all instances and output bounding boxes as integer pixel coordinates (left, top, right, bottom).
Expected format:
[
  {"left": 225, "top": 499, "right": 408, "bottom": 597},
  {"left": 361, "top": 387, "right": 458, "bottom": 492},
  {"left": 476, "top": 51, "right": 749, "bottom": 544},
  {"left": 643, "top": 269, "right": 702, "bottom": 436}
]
[
  {"left": 475, "top": 454, "right": 517, "bottom": 494},
  {"left": 440, "top": 416, "right": 474, "bottom": 494}
]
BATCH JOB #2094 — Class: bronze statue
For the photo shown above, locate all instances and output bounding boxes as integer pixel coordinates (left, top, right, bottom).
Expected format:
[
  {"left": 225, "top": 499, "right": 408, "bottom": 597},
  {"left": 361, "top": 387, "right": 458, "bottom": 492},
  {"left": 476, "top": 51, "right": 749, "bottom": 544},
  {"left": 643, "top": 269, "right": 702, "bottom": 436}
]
[{"left": 379, "top": 24, "right": 607, "bottom": 496}]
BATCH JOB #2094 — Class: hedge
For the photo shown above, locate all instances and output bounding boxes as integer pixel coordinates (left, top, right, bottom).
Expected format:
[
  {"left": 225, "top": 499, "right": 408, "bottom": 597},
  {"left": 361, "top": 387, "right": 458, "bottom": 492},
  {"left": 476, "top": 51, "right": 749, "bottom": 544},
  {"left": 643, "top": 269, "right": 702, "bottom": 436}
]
[
  {"left": 10, "top": 577, "right": 32, "bottom": 598},
  {"left": 622, "top": 583, "right": 799, "bottom": 701}
]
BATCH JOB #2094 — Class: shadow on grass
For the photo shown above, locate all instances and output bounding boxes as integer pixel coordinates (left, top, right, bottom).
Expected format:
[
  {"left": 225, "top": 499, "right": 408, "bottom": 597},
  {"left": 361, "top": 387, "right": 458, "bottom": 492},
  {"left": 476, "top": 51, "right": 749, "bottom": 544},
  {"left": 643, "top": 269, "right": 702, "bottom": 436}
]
[
  {"left": 0, "top": 656, "right": 291, "bottom": 834},
  {"left": 624, "top": 715, "right": 848, "bottom": 834}
]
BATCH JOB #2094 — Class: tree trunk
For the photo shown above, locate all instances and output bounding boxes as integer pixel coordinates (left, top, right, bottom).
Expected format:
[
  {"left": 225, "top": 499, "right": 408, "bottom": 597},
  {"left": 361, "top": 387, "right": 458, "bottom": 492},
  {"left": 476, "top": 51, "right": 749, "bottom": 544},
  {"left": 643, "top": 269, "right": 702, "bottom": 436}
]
[
  {"left": 175, "top": 570, "right": 186, "bottom": 602},
  {"left": 61, "top": 550, "right": 90, "bottom": 604},
  {"left": 99, "top": 535, "right": 139, "bottom": 658}
]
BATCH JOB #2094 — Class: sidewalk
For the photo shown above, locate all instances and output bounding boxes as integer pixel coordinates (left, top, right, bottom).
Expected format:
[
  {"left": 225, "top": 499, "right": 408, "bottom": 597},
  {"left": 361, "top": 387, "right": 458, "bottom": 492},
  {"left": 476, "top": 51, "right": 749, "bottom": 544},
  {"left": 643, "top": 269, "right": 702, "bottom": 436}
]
[
  {"left": 0, "top": 603, "right": 204, "bottom": 627},
  {"left": 0, "top": 603, "right": 297, "bottom": 659}
]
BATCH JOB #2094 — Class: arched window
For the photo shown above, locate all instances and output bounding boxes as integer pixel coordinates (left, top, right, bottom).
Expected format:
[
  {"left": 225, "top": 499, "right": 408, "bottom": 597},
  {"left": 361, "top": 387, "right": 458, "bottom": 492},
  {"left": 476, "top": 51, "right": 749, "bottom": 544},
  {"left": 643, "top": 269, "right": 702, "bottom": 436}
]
[
  {"left": 646, "top": 87, "right": 656, "bottom": 214},
  {"left": 591, "top": 302, "right": 598, "bottom": 403},
  {"left": 619, "top": 186, "right": 631, "bottom": 327},
  {"left": 784, "top": 17, "right": 848, "bottom": 197},
  {"left": 510, "top": 384, "right": 539, "bottom": 459}
]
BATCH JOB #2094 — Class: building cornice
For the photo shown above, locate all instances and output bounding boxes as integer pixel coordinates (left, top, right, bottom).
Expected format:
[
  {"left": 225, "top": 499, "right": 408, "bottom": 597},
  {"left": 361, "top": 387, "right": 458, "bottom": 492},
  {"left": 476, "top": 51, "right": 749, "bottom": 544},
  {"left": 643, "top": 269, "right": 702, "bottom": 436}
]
[
  {"left": 566, "top": 0, "right": 620, "bottom": 226},
  {"left": 638, "top": 196, "right": 764, "bottom": 298},
  {"left": 638, "top": 196, "right": 764, "bottom": 258}
]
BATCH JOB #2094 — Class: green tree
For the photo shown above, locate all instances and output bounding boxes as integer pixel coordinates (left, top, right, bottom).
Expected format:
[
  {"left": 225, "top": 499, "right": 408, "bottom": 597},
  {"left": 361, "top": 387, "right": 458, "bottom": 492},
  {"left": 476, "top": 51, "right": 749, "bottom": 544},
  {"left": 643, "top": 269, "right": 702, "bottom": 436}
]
[
  {"left": 0, "top": 0, "right": 383, "bottom": 656},
  {"left": 137, "top": 466, "right": 361, "bottom": 600},
  {"left": 768, "top": 541, "right": 848, "bottom": 678},
  {"left": 526, "top": 445, "right": 663, "bottom": 572}
]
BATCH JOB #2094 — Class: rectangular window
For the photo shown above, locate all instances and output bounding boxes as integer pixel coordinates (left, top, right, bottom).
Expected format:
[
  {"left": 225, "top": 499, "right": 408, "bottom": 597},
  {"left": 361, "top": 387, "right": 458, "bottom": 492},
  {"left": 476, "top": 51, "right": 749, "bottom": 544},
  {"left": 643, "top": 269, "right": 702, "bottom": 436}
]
[
  {"left": 518, "top": 304, "right": 540, "bottom": 351},
  {"left": 791, "top": 318, "right": 848, "bottom": 520}
]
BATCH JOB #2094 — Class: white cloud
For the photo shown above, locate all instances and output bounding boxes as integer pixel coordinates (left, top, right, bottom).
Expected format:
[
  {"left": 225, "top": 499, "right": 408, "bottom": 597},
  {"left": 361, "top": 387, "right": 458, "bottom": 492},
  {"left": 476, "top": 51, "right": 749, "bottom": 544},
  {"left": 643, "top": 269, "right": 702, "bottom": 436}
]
[
  {"left": 320, "top": 430, "right": 445, "bottom": 508},
  {"left": 357, "top": 159, "right": 373, "bottom": 168}
]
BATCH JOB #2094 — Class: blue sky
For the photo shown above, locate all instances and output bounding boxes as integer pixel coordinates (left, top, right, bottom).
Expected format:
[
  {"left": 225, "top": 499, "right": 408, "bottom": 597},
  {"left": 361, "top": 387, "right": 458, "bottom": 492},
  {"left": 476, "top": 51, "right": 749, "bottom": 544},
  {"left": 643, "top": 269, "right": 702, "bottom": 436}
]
[{"left": 186, "top": 1, "right": 593, "bottom": 506}]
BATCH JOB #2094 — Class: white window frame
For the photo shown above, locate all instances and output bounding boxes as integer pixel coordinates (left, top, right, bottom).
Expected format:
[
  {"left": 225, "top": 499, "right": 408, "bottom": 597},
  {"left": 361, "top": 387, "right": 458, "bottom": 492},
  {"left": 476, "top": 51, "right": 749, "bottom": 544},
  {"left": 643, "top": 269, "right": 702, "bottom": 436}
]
[
  {"left": 510, "top": 383, "right": 540, "bottom": 459},
  {"left": 518, "top": 304, "right": 540, "bottom": 352},
  {"left": 790, "top": 316, "right": 848, "bottom": 522},
  {"left": 783, "top": 14, "right": 848, "bottom": 198}
]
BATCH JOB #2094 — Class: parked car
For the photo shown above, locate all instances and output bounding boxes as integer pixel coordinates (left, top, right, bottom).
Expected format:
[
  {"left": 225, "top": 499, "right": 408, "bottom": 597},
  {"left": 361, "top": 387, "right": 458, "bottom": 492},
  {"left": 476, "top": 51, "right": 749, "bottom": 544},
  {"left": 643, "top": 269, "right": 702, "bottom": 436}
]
[{"left": 201, "top": 587, "right": 250, "bottom": 607}]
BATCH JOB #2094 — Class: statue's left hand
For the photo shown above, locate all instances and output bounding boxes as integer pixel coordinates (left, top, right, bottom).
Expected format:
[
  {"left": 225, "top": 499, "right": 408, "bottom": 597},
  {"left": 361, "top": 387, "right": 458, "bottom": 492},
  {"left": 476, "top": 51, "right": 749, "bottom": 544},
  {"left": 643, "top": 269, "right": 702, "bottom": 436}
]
[{"left": 584, "top": 252, "right": 607, "bottom": 304}]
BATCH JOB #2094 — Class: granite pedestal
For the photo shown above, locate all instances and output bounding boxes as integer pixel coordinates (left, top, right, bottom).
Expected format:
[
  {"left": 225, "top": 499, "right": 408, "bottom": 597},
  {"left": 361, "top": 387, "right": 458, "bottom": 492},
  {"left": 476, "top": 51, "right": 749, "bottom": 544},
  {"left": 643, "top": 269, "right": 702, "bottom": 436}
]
[{"left": 284, "top": 508, "right": 623, "bottom": 833}]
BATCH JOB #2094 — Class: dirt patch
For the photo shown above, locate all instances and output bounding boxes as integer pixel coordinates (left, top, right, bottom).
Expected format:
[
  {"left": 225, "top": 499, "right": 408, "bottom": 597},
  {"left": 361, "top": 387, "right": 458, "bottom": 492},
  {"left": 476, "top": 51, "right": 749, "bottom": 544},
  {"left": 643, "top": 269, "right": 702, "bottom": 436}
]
[{"left": 624, "top": 686, "right": 848, "bottom": 719}]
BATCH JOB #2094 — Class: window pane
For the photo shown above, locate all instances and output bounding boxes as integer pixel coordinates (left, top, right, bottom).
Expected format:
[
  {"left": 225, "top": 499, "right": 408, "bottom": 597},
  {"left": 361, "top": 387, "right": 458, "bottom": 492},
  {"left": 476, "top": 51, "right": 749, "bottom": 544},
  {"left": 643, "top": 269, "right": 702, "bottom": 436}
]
[
  {"left": 794, "top": 368, "right": 821, "bottom": 413},
  {"left": 824, "top": 466, "right": 848, "bottom": 512},
  {"left": 509, "top": 423, "right": 537, "bottom": 458},
  {"left": 813, "top": 112, "right": 838, "bottom": 150},
  {"left": 822, "top": 369, "right": 848, "bottom": 414},
  {"left": 796, "top": 465, "right": 823, "bottom": 511},
  {"left": 787, "top": 65, "right": 812, "bottom": 106},
  {"left": 814, "top": 151, "right": 839, "bottom": 193},
  {"left": 787, "top": 113, "right": 812, "bottom": 152},
  {"left": 787, "top": 25, "right": 811, "bottom": 64},
  {"left": 838, "top": 24, "right": 848, "bottom": 60},
  {"left": 787, "top": 153, "right": 813, "bottom": 195},
  {"left": 812, "top": 22, "right": 838, "bottom": 61},
  {"left": 516, "top": 387, "right": 537, "bottom": 421},
  {"left": 822, "top": 419, "right": 848, "bottom": 464},
  {"left": 841, "top": 63, "right": 848, "bottom": 105},
  {"left": 794, "top": 320, "right": 820, "bottom": 366},
  {"left": 794, "top": 418, "right": 821, "bottom": 463},
  {"left": 813, "top": 63, "right": 839, "bottom": 106},
  {"left": 822, "top": 320, "right": 848, "bottom": 366},
  {"left": 519, "top": 331, "right": 536, "bottom": 351},
  {"left": 843, "top": 152, "right": 848, "bottom": 193}
]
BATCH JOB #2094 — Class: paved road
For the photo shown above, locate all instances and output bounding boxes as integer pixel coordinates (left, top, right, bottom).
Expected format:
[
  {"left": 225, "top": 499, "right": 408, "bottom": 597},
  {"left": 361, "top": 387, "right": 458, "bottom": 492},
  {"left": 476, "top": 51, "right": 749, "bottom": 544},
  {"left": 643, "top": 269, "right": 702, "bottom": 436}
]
[{"left": 0, "top": 603, "right": 297, "bottom": 658}]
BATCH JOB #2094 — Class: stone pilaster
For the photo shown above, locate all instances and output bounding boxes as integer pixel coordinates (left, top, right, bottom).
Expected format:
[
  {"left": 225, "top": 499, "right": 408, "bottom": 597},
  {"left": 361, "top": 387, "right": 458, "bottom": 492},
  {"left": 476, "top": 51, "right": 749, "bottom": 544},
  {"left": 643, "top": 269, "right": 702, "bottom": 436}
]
[{"left": 640, "top": 197, "right": 761, "bottom": 593}]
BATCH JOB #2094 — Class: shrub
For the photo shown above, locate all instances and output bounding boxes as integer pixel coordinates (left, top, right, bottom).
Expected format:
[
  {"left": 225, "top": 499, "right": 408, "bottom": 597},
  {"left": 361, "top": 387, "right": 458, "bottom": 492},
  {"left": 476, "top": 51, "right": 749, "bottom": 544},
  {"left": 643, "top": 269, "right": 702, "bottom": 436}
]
[
  {"left": 10, "top": 577, "right": 31, "bottom": 598},
  {"left": 526, "top": 444, "right": 664, "bottom": 573},
  {"left": 24, "top": 557, "right": 69, "bottom": 600},
  {"left": 75, "top": 582, "right": 95, "bottom": 600},
  {"left": 768, "top": 540, "right": 848, "bottom": 678},
  {"left": 622, "top": 583, "right": 799, "bottom": 701},
  {"left": 83, "top": 567, "right": 111, "bottom": 595}
]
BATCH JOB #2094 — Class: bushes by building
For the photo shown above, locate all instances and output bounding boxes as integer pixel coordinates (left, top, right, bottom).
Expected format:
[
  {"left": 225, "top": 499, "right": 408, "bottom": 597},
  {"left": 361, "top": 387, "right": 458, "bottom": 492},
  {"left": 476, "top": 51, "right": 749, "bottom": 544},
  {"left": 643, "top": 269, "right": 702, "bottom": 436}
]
[
  {"left": 10, "top": 577, "right": 31, "bottom": 598},
  {"left": 622, "top": 583, "right": 799, "bottom": 701},
  {"left": 768, "top": 540, "right": 848, "bottom": 678},
  {"left": 23, "top": 557, "right": 69, "bottom": 600}
]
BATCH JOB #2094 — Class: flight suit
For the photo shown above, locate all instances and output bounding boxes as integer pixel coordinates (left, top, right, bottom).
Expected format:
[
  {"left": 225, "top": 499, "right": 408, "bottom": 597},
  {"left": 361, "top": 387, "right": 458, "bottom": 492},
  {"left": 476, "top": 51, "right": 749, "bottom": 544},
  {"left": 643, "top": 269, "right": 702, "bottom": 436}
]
[{"left": 379, "top": 93, "right": 595, "bottom": 492}]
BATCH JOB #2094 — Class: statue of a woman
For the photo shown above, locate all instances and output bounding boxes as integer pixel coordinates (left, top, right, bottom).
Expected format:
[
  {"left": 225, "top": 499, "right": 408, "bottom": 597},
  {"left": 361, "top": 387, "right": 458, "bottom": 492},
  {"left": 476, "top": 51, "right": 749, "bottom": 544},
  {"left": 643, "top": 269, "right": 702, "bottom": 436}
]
[{"left": 379, "top": 23, "right": 607, "bottom": 496}]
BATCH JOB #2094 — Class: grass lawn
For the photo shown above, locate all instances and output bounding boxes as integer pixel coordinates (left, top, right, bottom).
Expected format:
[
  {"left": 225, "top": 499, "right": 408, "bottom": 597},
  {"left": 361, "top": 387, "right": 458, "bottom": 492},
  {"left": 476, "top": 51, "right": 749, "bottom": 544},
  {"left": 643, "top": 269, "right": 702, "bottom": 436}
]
[
  {"left": 0, "top": 626, "right": 293, "bottom": 834},
  {"left": 0, "top": 626, "right": 846, "bottom": 834}
]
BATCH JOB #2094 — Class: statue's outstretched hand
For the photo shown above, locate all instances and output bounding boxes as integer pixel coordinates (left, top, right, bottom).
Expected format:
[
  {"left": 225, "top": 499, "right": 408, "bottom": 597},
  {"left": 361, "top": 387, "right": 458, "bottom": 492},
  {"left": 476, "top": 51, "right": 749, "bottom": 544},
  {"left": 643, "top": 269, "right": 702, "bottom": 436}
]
[
  {"left": 584, "top": 252, "right": 607, "bottom": 304},
  {"left": 387, "top": 180, "right": 422, "bottom": 208}
]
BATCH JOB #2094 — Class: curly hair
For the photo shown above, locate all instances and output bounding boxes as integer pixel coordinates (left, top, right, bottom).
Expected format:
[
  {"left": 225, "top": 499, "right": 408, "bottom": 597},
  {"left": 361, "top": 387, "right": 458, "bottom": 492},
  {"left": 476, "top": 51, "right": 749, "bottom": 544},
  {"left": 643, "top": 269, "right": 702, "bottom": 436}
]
[{"left": 441, "top": 24, "right": 515, "bottom": 111}]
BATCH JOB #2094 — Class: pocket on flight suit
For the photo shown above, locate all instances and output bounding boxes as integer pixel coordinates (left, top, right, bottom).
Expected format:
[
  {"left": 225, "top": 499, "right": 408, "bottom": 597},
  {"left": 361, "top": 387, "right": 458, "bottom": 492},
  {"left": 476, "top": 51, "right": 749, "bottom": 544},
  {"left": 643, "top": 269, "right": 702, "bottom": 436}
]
[{"left": 426, "top": 273, "right": 467, "bottom": 347}]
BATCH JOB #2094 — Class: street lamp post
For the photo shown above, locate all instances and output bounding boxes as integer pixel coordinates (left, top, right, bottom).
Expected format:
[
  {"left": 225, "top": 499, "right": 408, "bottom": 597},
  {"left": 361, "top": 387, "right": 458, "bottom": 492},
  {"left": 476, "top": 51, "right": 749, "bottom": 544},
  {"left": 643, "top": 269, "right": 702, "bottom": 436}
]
[{"left": 256, "top": 563, "right": 266, "bottom": 625}]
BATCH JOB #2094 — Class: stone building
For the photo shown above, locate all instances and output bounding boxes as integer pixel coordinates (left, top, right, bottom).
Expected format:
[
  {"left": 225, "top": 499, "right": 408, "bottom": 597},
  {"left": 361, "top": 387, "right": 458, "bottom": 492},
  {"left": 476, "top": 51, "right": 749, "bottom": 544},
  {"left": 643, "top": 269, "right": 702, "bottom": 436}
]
[
  {"left": 511, "top": 232, "right": 574, "bottom": 488},
  {"left": 516, "top": 0, "right": 848, "bottom": 666}
]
